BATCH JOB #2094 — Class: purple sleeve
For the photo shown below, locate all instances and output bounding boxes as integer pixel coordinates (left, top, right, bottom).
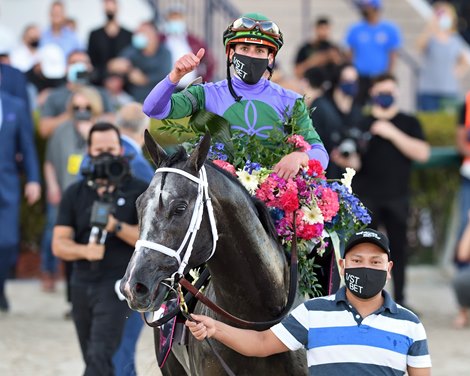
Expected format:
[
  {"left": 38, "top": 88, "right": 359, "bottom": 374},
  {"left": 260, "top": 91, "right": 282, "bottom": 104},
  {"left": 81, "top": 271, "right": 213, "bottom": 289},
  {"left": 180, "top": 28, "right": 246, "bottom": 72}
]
[
  {"left": 307, "top": 144, "right": 329, "bottom": 170},
  {"left": 142, "top": 75, "right": 177, "bottom": 119}
]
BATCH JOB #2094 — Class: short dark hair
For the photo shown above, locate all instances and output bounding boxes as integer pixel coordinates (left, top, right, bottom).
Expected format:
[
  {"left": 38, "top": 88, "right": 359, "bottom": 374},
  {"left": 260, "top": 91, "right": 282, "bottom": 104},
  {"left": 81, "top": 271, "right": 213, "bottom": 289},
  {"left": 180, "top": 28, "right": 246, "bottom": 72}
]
[
  {"left": 372, "top": 73, "right": 397, "bottom": 86},
  {"left": 87, "top": 122, "right": 122, "bottom": 147},
  {"left": 315, "top": 17, "right": 330, "bottom": 27}
]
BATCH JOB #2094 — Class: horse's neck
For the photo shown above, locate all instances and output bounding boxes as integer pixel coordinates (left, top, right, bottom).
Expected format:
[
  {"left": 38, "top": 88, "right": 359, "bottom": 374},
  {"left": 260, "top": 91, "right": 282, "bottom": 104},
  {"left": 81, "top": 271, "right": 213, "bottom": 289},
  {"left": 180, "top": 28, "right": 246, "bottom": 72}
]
[{"left": 207, "top": 185, "right": 288, "bottom": 319}]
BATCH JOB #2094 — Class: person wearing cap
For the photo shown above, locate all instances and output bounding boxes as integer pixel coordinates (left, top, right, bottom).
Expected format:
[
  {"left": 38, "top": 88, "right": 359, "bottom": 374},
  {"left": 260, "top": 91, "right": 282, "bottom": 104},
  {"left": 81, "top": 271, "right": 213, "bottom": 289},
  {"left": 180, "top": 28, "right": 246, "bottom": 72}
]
[
  {"left": 143, "top": 12, "right": 328, "bottom": 180},
  {"left": 38, "top": 49, "right": 113, "bottom": 139},
  {"left": 10, "top": 24, "right": 41, "bottom": 73},
  {"left": 185, "top": 228, "right": 431, "bottom": 376},
  {"left": 345, "top": 0, "right": 402, "bottom": 106}
]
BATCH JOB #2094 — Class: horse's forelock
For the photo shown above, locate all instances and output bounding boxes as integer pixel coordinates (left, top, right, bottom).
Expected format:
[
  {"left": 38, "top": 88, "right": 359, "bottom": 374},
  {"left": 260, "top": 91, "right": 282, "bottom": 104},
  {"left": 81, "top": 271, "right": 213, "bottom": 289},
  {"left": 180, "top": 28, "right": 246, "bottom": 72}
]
[{"left": 161, "top": 146, "right": 188, "bottom": 167}]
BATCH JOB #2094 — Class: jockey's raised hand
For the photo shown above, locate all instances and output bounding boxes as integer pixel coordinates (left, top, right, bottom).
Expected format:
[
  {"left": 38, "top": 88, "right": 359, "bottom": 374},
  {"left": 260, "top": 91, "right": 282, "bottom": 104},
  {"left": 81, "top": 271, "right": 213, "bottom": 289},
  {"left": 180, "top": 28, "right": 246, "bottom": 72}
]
[{"left": 169, "top": 48, "right": 205, "bottom": 84}]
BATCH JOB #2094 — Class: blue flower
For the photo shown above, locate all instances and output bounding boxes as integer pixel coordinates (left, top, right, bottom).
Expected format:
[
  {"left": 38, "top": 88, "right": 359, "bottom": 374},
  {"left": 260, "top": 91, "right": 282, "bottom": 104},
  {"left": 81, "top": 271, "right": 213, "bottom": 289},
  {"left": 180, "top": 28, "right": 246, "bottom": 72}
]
[{"left": 244, "top": 160, "right": 262, "bottom": 174}]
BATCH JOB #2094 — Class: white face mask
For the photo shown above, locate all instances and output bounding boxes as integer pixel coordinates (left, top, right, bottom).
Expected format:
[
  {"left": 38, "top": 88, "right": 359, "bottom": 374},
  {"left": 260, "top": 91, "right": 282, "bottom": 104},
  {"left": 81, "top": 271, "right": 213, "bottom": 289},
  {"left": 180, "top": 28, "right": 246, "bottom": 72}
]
[{"left": 438, "top": 15, "right": 453, "bottom": 31}]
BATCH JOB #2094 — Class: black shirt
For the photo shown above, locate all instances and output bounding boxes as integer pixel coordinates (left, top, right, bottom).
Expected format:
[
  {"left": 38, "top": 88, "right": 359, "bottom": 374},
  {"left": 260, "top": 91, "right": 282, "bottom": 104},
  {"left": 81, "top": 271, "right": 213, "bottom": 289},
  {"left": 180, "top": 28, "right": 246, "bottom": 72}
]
[
  {"left": 56, "top": 176, "right": 148, "bottom": 285},
  {"left": 352, "top": 113, "right": 426, "bottom": 199},
  {"left": 87, "top": 26, "right": 133, "bottom": 85},
  {"left": 310, "top": 95, "right": 364, "bottom": 179}
]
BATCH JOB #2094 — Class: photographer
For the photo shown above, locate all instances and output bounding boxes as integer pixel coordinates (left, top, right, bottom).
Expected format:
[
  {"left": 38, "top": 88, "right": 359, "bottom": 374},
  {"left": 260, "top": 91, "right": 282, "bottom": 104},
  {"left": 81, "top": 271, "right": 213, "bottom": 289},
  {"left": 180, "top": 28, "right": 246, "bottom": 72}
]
[
  {"left": 310, "top": 63, "right": 364, "bottom": 179},
  {"left": 52, "top": 122, "right": 148, "bottom": 375},
  {"left": 332, "top": 74, "right": 430, "bottom": 309}
]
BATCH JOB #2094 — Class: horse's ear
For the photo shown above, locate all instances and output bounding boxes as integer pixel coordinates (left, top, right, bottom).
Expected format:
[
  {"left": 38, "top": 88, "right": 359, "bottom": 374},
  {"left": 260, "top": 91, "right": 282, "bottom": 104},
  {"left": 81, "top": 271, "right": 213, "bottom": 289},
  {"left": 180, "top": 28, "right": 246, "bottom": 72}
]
[
  {"left": 144, "top": 129, "right": 167, "bottom": 167},
  {"left": 187, "top": 132, "right": 211, "bottom": 172}
]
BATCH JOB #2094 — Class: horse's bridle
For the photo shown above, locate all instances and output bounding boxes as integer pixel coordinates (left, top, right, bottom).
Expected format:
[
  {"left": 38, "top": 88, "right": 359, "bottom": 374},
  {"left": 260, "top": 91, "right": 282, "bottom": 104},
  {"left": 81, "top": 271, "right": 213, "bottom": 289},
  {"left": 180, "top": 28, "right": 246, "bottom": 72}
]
[
  {"left": 135, "top": 165, "right": 218, "bottom": 279},
  {"left": 136, "top": 164, "right": 298, "bottom": 330}
]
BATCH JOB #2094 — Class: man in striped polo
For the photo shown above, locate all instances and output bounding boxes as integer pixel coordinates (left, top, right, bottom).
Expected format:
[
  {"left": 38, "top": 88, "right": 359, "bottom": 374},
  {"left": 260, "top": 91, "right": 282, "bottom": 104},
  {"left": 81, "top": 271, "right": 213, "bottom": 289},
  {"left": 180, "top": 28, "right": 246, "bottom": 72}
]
[{"left": 186, "top": 228, "right": 432, "bottom": 376}]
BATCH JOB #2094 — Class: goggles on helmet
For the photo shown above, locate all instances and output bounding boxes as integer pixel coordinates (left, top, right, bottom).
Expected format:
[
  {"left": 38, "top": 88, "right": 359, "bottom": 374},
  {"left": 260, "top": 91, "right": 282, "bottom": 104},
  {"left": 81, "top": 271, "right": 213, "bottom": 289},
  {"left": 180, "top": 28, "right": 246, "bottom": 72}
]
[{"left": 230, "top": 17, "right": 282, "bottom": 39}]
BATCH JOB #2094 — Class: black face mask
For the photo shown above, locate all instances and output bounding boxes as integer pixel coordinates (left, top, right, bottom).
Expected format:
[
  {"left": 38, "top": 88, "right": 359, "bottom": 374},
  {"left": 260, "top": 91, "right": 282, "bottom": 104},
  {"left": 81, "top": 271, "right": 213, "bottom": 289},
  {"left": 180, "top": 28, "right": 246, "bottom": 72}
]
[
  {"left": 106, "top": 12, "right": 115, "bottom": 22},
  {"left": 74, "top": 109, "right": 92, "bottom": 121},
  {"left": 345, "top": 267, "right": 387, "bottom": 299},
  {"left": 372, "top": 93, "right": 395, "bottom": 109},
  {"left": 232, "top": 53, "right": 269, "bottom": 85},
  {"left": 29, "top": 39, "right": 40, "bottom": 48}
]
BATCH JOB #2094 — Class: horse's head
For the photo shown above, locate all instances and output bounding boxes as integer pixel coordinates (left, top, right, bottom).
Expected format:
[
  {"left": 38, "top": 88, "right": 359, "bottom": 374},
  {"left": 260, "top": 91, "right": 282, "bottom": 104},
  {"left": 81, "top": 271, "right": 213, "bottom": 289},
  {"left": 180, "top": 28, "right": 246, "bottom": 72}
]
[{"left": 120, "top": 130, "right": 217, "bottom": 312}]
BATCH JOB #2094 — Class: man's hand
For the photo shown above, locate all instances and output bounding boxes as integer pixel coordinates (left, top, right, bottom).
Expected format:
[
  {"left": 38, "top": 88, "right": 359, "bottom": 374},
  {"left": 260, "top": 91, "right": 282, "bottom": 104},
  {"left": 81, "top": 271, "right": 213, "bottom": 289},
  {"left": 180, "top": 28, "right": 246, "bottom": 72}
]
[
  {"left": 85, "top": 242, "right": 105, "bottom": 261},
  {"left": 169, "top": 48, "right": 205, "bottom": 84},
  {"left": 105, "top": 214, "right": 118, "bottom": 233},
  {"left": 186, "top": 314, "right": 216, "bottom": 341},
  {"left": 25, "top": 182, "right": 41, "bottom": 205},
  {"left": 47, "top": 185, "right": 62, "bottom": 205},
  {"left": 128, "top": 67, "right": 148, "bottom": 85},
  {"left": 370, "top": 120, "right": 399, "bottom": 140},
  {"left": 273, "top": 151, "right": 309, "bottom": 180}
]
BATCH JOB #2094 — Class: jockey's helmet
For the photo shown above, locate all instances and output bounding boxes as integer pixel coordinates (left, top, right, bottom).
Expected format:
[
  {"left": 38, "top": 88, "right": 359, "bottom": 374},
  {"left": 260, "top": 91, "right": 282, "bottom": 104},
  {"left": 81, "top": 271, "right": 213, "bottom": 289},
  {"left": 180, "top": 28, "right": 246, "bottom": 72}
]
[{"left": 223, "top": 13, "right": 284, "bottom": 56}]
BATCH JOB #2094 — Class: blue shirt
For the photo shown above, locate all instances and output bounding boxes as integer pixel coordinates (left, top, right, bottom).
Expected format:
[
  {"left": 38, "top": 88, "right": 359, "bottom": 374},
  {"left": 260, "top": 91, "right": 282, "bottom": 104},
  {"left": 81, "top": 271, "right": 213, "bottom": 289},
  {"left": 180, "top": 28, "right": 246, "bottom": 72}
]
[
  {"left": 40, "top": 27, "right": 82, "bottom": 58},
  {"left": 271, "top": 287, "right": 431, "bottom": 375},
  {"left": 346, "top": 20, "right": 402, "bottom": 76}
]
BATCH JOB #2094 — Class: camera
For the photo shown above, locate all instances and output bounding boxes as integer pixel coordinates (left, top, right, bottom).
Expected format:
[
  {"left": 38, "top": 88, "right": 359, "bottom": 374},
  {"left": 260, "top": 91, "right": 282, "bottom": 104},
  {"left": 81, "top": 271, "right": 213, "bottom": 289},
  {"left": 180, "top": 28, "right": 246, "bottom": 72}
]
[
  {"left": 84, "top": 153, "right": 130, "bottom": 248},
  {"left": 82, "top": 152, "right": 130, "bottom": 187},
  {"left": 335, "top": 127, "right": 371, "bottom": 157}
]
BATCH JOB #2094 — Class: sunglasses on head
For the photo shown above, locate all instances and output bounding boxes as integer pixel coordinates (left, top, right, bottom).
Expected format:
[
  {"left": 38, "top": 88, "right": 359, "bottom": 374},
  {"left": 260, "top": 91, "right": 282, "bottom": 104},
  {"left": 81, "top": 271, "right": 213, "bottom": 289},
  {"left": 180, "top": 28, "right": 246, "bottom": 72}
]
[
  {"left": 73, "top": 105, "right": 92, "bottom": 112},
  {"left": 230, "top": 17, "right": 281, "bottom": 39}
]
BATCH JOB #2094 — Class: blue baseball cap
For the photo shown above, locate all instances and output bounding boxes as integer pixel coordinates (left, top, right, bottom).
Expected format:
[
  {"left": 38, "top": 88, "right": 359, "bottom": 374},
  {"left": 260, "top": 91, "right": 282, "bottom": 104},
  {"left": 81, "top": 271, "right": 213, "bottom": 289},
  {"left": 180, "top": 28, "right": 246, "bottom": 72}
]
[{"left": 356, "top": 0, "right": 382, "bottom": 9}]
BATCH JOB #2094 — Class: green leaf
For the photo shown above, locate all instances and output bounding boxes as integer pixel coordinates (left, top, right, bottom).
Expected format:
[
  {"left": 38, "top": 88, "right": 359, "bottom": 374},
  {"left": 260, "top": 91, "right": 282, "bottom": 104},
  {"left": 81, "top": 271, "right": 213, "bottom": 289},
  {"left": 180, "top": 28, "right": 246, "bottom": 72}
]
[{"left": 188, "top": 110, "right": 235, "bottom": 160}]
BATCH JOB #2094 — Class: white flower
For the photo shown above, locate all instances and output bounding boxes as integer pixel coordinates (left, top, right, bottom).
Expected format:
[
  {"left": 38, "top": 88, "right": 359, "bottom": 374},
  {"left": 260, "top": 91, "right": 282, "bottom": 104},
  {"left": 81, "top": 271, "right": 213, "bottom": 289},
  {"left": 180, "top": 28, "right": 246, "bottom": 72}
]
[
  {"left": 301, "top": 204, "right": 323, "bottom": 224},
  {"left": 341, "top": 167, "right": 356, "bottom": 193},
  {"left": 236, "top": 170, "right": 259, "bottom": 194}
]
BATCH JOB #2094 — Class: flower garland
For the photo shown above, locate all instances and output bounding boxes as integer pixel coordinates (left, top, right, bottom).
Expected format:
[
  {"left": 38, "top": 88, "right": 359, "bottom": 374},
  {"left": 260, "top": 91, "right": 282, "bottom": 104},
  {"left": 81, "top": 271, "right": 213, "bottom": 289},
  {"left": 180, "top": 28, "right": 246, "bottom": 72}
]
[{"left": 212, "top": 135, "right": 371, "bottom": 296}]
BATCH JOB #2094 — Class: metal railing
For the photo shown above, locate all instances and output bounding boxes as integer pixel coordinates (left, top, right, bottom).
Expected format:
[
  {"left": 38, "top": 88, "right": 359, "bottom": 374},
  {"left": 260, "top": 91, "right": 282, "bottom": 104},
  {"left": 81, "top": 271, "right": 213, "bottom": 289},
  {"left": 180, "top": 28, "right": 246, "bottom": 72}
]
[{"left": 144, "top": 0, "right": 239, "bottom": 80}]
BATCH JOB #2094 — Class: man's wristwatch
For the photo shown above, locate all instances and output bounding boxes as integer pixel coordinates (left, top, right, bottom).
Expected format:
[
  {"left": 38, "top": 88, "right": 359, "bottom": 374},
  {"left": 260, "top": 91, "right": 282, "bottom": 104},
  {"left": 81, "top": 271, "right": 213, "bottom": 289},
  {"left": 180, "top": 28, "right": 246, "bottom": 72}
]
[{"left": 113, "top": 221, "right": 123, "bottom": 234}]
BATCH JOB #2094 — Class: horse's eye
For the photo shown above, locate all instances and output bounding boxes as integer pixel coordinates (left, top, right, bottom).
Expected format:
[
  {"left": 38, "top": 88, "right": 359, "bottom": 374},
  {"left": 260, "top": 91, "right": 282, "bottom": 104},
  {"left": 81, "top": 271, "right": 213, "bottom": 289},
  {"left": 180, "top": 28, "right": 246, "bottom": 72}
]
[{"left": 173, "top": 203, "right": 188, "bottom": 215}]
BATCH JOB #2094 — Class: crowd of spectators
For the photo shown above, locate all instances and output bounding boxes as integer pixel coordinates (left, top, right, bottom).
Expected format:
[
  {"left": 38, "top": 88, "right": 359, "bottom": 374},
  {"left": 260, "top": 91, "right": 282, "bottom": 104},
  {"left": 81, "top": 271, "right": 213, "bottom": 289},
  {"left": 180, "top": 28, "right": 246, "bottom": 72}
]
[{"left": 1, "top": 0, "right": 470, "bottom": 372}]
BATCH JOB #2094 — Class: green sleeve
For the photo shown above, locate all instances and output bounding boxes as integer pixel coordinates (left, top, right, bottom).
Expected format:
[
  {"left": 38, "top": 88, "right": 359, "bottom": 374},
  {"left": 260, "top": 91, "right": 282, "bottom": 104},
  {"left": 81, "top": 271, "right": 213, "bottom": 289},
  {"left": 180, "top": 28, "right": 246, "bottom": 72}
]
[
  {"left": 292, "top": 99, "right": 323, "bottom": 145},
  {"left": 167, "top": 85, "right": 206, "bottom": 118}
]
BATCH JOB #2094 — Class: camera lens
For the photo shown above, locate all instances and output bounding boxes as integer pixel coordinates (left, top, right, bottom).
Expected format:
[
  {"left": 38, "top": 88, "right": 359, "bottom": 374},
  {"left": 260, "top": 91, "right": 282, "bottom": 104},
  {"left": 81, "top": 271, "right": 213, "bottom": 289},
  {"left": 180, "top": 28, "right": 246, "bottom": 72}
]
[
  {"left": 338, "top": 139, "right": 357, "bottom": 157},
  {"left": 108, "top": 160, "right": 125, "bottom": 179}
]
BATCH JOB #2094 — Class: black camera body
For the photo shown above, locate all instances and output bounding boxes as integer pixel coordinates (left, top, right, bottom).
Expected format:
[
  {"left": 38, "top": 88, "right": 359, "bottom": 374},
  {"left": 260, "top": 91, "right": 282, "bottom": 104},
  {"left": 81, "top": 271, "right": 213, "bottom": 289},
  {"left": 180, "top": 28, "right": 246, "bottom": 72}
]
[
  {"left": 83, "top": 153, "right": 130, "bottom": 187},
  {"left": 335, "top": 127, "right": 371, "bottom": 157},
  {"left": 83, "top": 153, "right": 130, "bottom": 246}
]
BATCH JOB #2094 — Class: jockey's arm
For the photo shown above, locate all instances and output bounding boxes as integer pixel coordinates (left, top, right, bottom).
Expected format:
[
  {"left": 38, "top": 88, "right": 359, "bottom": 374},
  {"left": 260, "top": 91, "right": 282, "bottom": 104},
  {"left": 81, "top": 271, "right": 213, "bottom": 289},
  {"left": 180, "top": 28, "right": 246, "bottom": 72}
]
[
  {"left": 292, "top": 99, "right": 329, "bottom": 168},
  {"left": 142, "top": 75, "right": 205, "bottom": 119},
  {"left": 186, "top": 314, "right": 289, "bottom": 357}
]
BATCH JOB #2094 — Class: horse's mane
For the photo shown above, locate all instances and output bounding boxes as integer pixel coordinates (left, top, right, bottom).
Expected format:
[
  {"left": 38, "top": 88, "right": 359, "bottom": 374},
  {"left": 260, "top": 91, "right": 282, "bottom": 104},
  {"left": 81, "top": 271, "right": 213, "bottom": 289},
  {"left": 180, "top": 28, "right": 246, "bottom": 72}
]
[{"left": 159, "top": 146, "right": 281, "bottom": 245}]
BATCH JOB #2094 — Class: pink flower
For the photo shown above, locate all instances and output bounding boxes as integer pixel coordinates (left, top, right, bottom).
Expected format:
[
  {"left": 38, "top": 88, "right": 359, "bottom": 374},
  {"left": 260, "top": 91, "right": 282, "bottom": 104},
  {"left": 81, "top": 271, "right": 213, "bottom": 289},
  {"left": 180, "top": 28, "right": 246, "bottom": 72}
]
[
  {"left": 316, "top": 186, "right": 339, "bottom": 222},
  {"left": 297, "top": 223, "right": 323, "bottom": 240},
  {"left": 213, "top": 160, "right": 237, "bottom": 176},
  {"left": 279, "top": 191, "right": 299, "bottom": 213},
  {"left": 307, "top": 160, "right": 325, "bottom": 179},
  {"left": 287, "top": 135, "right": 311, "bottom": 152}
]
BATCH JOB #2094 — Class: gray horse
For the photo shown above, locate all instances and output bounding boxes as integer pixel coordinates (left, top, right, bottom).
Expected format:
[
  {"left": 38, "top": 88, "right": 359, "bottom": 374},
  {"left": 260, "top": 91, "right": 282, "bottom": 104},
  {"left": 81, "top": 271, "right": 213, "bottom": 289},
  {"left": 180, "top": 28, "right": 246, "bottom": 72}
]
[{"left": 120, "top": 131, "right": 307, "bottom": 375}]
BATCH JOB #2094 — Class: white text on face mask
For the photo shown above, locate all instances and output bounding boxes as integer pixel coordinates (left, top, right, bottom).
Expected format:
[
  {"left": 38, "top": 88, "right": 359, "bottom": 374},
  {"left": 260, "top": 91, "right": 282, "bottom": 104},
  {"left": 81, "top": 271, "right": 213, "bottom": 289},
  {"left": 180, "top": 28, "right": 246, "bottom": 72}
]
[
  {"left": 233, "top": 56, "right": 247, "bottom": 79},
  {"left": 346, "top": 273, "right": 363, "bottom": 294}
]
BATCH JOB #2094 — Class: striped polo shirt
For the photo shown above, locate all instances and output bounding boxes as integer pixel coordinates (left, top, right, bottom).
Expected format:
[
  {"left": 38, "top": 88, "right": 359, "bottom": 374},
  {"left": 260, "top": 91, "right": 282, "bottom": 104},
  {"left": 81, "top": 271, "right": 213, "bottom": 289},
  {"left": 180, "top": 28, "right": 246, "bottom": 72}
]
[{"left": 271, "top": 287, "right": 431, "bottom": 375}]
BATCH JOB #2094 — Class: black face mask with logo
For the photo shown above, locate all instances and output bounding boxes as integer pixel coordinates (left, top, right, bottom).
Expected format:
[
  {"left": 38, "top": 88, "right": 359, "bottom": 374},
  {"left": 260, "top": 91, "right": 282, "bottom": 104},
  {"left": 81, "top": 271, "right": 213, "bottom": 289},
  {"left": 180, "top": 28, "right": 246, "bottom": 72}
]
[
  {"left": 345, "top": 267, "right": 387, "bottom": 299},
  {"left": 232, "top": 53, "right": 269, "bottom": 85}
]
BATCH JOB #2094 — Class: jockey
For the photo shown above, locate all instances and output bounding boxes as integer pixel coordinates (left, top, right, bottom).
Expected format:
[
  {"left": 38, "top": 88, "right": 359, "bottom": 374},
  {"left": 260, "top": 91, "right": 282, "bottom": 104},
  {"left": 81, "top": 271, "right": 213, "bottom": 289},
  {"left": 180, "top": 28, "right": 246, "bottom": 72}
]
[{"left": 142, "top": 13, "right": 328, "bottom": 180}]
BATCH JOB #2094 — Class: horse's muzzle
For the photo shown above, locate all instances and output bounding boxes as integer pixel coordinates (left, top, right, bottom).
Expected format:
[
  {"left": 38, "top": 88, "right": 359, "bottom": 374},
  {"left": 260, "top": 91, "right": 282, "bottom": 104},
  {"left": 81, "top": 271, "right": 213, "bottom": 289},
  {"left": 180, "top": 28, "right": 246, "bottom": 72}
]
[{"left": 120, "top": 278, "right": 169, "bottom": 312}]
